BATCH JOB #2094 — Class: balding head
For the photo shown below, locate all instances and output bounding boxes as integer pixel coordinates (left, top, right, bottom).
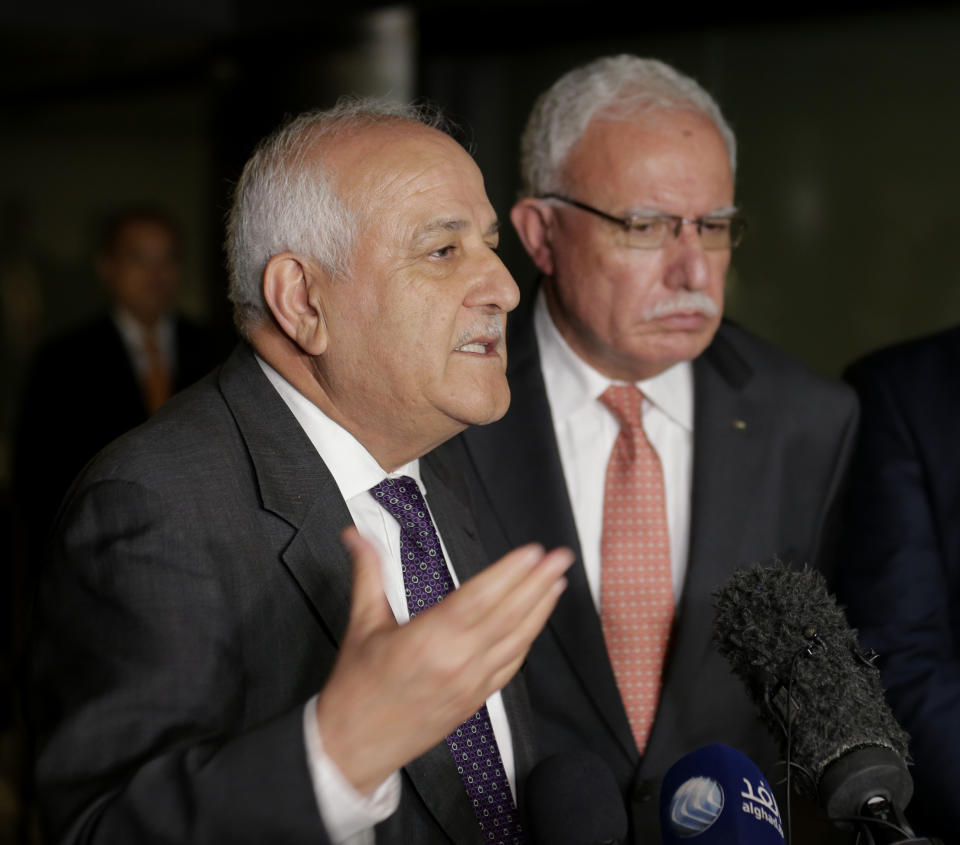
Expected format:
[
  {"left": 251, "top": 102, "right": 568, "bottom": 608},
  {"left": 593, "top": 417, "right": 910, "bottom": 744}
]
[
  {"left": 228, "top": 100, "right": 520, "bottom": 469},
  {"left": 226, "top": 99, "right": 450, "bottom": 339}
]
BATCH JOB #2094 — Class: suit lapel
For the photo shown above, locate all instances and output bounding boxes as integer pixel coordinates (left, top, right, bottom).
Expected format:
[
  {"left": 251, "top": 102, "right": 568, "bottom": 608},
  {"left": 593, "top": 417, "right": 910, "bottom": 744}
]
[
  {"left": 218, "top": 344, "right": 356, "bottom": 643},
  {"left": 643, "top": 327, "right": 765, "bottom": 772},
  {"left": 684, "top": 328, "right": 765, "bottom": 634},
  {"left": 461, "top": 310, "right": 637, "bottom": 762},
  {"left": 417, "top": 451, "right": 537, "bottom": 841},
  {"left": 462, "top": 317, "right": 582, "bottom": 557}
]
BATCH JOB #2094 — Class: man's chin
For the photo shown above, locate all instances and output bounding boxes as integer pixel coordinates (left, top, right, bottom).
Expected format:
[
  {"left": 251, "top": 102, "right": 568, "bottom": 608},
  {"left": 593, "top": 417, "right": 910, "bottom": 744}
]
[
  {"left": 449, "top": 388, "right": 511, "bottom": 430},
  {"left": 470, "top": 397, "right": 511, "bottom": 427}
]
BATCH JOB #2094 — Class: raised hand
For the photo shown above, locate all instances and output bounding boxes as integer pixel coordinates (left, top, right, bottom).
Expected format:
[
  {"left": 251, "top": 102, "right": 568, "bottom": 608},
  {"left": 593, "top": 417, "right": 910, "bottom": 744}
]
[{"left": 315, "top": 527, "right": 572, "bottom": 794}]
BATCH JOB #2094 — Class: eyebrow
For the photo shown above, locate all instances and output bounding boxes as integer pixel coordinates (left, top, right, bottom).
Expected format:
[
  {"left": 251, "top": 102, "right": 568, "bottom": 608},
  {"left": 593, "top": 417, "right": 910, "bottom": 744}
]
[
  {"left": 413, "top": 217, "right": 500, "bottom": 243},
  {"left": 627, "top": 204, "right": 740, "bottom": 218}
]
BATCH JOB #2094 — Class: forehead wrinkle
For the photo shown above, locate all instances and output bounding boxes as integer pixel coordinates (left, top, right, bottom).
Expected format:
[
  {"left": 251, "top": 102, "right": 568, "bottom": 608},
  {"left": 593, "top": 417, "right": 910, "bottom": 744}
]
[
  {"left": 409, "top": 214, "right": 499, "bottom": 248},
  {"left": 407, "top": 217, "right": 467, "bottom": 251},
  {"left": 327, "top": 126, "right": 495, "bottom": 254},
  {"left": 425, "top": 217, "right": 469, "bottom": 234}
]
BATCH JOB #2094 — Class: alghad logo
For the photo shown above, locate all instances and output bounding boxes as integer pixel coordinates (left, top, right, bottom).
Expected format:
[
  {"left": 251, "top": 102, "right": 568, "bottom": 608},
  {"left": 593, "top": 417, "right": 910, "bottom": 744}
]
[{"left": 668, "top": 776, "right": 724, "bottom": 836}]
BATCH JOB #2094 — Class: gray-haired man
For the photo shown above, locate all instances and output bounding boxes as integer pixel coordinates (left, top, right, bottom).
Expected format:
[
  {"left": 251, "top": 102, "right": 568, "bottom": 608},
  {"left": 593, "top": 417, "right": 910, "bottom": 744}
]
[
  {"left": 33, "top": 100, "right": 572, "bottom": 845},
  {"left": 444, "top": 55, "right": 858, "bottom": 840}
]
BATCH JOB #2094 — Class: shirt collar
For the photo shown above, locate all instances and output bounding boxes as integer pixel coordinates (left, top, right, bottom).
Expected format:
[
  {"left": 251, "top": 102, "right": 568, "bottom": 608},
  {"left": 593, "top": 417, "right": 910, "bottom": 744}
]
[
  {"left": 255, "top": 355, "right": 423, "bottom": 500},
  {"left": 534, "top": 288, "right": 693, "bottom": 431}
]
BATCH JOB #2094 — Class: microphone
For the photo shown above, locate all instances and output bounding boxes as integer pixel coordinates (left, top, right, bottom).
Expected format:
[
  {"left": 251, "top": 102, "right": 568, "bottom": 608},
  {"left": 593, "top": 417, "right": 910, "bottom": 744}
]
[
  {"left": 660, "top": 743, "right": 784, "bottom": 844},
  {"left": 712, "top": 562, "right": 931, "bottom": 841},
  {"left": 525, "top": 750, "right": 628, "bottom": 845}
]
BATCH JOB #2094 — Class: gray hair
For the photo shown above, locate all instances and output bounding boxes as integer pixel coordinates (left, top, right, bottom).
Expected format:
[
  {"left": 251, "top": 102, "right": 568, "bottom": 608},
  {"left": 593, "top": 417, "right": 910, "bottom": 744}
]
[
  {"left": 226, "top": 97, "right": 447, "bottom": 338},
  {"left": 519, "top": 55, "right": 737, "bottom": 197}
]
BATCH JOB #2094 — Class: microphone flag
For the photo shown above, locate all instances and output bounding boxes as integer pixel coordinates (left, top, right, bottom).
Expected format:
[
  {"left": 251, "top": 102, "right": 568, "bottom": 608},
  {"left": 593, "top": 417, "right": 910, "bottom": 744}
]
[{"left": 660, "top": 744, "right": 784, "bottom": 844}]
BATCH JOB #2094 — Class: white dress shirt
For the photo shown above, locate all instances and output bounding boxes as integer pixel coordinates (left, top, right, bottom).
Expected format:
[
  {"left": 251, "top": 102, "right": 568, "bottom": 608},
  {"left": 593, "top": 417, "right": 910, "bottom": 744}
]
[
  {"left": 533, "top": 290, "right": 694, "bottom": 610},
  {"left": 257, "top": 357, "right": 516, "bottom": 844}
]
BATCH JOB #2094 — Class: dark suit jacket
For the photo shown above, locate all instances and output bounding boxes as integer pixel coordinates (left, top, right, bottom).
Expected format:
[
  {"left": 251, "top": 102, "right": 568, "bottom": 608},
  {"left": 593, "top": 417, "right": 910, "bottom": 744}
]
[
  {"left": 15, "top": 312, "right": 217, "bottom": 545},
  {"left": 31, "top": 344, "right": 536, "bottom": 844},
  {"left": 837, "top": 326, "right": 960, "bottom": 842},
  {"left": 437, "top": 301, "right": 858, "bottom": 841}
]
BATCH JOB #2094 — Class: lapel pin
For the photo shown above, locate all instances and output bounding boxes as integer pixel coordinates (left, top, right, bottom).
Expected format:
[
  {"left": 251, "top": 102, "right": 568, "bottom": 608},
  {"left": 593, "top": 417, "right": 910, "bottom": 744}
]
[{"left": 733, "top": 419, "right": 747, "bottom": 430}]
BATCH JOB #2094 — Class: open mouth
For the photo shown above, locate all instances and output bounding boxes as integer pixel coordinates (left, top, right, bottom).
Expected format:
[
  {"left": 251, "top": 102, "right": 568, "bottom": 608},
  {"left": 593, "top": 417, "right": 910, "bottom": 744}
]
[{"left": 454, "top": 337, "right": 500, "bottom": 355}]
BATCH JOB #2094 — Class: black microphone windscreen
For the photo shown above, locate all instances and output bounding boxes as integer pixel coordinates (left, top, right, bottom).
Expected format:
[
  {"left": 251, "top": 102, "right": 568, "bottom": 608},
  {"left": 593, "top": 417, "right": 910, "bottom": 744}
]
[
  {"left": 712, "top": 562, "right": 911, "bottom": 817},
  {"left": 525, "top": 750, "right": 628, "bottom": 845}
]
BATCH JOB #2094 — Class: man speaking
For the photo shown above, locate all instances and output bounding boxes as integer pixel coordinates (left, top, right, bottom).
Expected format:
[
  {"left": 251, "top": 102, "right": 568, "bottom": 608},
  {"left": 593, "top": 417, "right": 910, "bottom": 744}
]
[{"left": 32, "top": 100, "right": 572, "bottom": 844}]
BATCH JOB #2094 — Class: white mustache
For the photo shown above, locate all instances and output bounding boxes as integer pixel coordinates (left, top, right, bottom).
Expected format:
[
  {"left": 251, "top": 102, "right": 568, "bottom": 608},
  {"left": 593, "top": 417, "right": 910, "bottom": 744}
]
[{"left": 643, "top": 291, "right": 719, "bottom": 321}]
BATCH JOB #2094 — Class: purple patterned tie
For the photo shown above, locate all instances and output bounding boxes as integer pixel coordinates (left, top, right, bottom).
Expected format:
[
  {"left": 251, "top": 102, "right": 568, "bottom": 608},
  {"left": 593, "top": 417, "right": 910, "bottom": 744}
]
[{"left": 371, "top": 476, "right": 524, "bottom": 844}]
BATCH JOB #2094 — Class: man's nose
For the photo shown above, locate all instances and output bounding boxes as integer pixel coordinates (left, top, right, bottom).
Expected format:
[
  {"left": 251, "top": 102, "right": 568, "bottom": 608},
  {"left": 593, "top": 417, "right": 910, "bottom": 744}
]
[
  {"left": 663, "top": 223, "right": 711, "bottom": 290},
  {"left": 466, "top": 249, "right": 521, "bottom": 313}
]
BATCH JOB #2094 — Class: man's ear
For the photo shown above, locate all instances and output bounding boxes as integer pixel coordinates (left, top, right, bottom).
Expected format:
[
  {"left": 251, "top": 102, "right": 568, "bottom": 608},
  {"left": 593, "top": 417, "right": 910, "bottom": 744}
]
[
  {"left": 262, "top": 253, "right": 329, "bottom": 356},
  {"left": 510, "top": 198, "right": 556, "bottom": 276}
]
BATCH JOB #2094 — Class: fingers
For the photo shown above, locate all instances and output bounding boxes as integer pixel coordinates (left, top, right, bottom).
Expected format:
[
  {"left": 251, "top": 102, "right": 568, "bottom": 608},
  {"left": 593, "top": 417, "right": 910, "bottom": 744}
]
[
  {"left": 463, "top": 546, "right": 573, "bottom": 680},
  {"left": 480, "top": 568, "right": 569, "bottom": 690},
  {"left": 439, "top": 543, "right": 573, "bottom": 638},
  {"left": 442, "top": 542, "right": 573, "bottom": 629},
  {"left": 486, "top": 546, "right": 572, "bottom": 642},
  {"left": 404, "top": 544, "right": 573, "bottom": 697},
  {"left": 316, "top": 536, "right": 573, "bottom": 794}
]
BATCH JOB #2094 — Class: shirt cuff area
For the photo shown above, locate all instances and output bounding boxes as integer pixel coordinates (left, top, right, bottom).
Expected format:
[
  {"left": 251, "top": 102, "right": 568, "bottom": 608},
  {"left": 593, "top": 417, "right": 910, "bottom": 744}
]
[{"left": 303, "top": 696, "right": 401, "bottom": 844}]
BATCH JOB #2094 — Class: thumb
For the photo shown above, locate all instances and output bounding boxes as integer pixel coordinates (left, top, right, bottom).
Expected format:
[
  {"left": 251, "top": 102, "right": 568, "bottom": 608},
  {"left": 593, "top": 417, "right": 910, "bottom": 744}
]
[{"left": 340, "top": 526, "right": 396, "bottom": 640}]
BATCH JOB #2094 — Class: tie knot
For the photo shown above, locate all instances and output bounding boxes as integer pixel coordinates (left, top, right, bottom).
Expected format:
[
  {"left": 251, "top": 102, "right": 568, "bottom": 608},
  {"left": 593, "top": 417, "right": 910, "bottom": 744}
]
[
  {"left": 370, "top": 474, "right": 451, "bottom": 614},
  {"left": 600, "top": 384, "right": 645, "bottom": 432},
  {"left": 370, "top": 476, "right": 428, "bottom": 532}
]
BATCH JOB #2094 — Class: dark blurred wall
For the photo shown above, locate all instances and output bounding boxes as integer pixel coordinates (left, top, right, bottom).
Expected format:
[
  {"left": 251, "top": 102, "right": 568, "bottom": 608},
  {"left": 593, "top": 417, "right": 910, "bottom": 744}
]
[
  {"left": 418, "top": 4, "right": 960, "bottom": 377},
  {"left": 0, "top": 4, "right": 417, "bottom": 489},
  {"left": 4, "top": 3, "right": 960, "bottom": 485}
]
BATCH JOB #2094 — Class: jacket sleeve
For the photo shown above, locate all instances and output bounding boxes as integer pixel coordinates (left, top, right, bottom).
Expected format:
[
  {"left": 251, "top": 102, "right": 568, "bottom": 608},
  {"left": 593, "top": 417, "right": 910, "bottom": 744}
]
[{"left": 32, "top": 475, "right": 332, "bottom": 845}]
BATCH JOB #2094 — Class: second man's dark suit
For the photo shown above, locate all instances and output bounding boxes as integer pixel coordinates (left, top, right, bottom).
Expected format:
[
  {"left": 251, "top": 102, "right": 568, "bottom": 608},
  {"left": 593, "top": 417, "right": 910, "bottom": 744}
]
[
  {"left": 32, "top": 344, "right": 537, "bottom": 844},
  {"left": 439, "top": 299, "right": 859, "bottom": 840}
]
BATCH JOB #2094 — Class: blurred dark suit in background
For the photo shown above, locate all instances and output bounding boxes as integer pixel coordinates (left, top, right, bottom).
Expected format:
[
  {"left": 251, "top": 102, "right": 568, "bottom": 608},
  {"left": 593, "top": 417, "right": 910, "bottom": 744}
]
[{"left": 838, "top": 326, "right": 960, "bottom": 843}]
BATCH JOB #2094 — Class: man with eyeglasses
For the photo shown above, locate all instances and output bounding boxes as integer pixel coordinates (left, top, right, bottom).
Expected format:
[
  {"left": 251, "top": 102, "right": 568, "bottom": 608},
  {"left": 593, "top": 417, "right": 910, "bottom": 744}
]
[{"left": 440, "top": 55, "right": 858, "bottom": 841}]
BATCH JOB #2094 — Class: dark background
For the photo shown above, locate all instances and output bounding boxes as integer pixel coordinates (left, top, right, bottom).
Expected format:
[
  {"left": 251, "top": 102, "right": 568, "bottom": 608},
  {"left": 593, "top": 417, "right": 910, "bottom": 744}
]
[
  {"left": 4, "top": 1, "right": 960, "bottom": 479},
  {"left": 3, "top": 1, "right": 960, "bottom": 841}
]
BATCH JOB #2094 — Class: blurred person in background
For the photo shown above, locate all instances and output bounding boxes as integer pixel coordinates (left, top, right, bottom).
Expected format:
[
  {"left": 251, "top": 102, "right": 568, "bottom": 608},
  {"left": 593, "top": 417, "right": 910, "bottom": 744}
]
[
  {"left": 838, "top": 325, "right": 960, "bottom": 843},
  {"left": 14, "top": 206, "right": 216, "bottom": 549}
]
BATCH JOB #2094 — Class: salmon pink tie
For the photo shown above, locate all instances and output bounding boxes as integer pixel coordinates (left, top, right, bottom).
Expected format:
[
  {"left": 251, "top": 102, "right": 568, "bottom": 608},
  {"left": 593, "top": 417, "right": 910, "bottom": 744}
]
[{"left": 599, "top": 384, "right": 674, "bottom": 754}]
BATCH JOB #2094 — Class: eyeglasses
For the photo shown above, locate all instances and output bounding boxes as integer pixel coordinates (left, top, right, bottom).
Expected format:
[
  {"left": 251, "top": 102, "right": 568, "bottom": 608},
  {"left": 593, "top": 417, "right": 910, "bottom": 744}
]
[{"left": 539, "top": 193, "right": 747, "bottom": 250}]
